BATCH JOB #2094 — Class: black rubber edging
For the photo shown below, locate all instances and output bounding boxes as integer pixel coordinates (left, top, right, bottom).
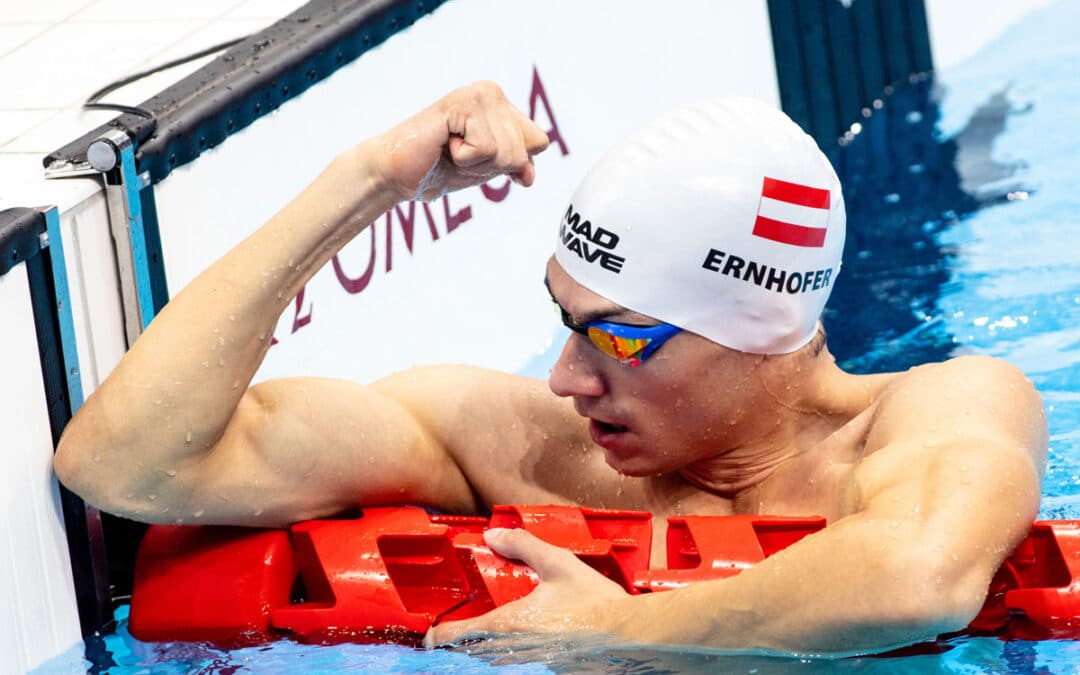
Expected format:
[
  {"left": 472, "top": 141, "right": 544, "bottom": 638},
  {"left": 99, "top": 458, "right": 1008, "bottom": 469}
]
[
  {"left": 44, "top": 0, "right": 449, "bottom": 184},
  {"left": 767, "top": 0, "right": 934, "bottom": 148},
  {"left": 0, "top": 207, "right": 46, "bottom": 276},
  {"left": 0, "top": 206, "right": 114, "bottom": 636}
]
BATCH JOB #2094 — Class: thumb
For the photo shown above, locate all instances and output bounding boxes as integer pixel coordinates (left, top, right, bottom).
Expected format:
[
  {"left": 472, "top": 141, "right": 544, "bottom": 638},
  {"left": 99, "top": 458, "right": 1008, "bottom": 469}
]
[{"left": 484, "top": 527, "right": 580, "bottom": 580}]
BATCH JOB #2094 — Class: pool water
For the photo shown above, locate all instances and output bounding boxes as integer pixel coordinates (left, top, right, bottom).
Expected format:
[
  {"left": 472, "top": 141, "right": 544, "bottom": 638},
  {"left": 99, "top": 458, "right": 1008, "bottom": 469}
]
[{"left": 35, "top": 1, "right": 1080, "bottom": 672}]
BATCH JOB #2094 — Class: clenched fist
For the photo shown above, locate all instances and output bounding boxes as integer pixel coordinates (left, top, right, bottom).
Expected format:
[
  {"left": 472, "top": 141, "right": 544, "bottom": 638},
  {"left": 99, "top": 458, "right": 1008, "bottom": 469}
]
[{"left": 372, "top": 81, "right": 551, "bottom": 202}]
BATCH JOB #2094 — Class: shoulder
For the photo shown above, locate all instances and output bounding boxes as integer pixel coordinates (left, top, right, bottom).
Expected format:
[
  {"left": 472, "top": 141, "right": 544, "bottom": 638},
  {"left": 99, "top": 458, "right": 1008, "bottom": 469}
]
[
  {"left": 371, "top": 364, "right": 600, "bottom": 501},
  {"left": 372, "top": 363, "right": 576, "bottom": 423},
  {"left": 869, "top": 356, "right": 1044, "bottom": 441},
  {"left": 862, "top": 355, "right": 1048, "bottom": 481}
]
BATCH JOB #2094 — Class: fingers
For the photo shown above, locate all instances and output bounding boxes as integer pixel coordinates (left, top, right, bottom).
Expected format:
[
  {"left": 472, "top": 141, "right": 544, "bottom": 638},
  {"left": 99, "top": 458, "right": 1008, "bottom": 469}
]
[
  {"left": 443, "top": 82, "right": 549, "bottom": 181},
  {"left": 423, "top": 615, "right": 488, "bottom": 648},
  {"left": 520, "top": 111, "right": 552, "bottom": 155},
  {"left": 373, "top": 81, "right": 550, "bottom": 203},
  {"left": 483, "top": 527, "right": 582, "bottom": 580},
  {"left": 512, "top": 157, "right": 536, "bottom": 187}
]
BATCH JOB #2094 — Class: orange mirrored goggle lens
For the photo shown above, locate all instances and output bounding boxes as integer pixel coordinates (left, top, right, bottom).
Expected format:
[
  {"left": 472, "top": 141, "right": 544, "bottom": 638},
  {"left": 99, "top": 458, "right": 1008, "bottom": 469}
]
[{"left": 586, "top": 326, "right": 650, "bottom": 361}]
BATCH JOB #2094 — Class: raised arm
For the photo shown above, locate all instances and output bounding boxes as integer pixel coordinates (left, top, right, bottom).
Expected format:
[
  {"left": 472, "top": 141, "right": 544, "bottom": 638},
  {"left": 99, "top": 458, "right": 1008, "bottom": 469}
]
[
  {"left": 428, "top": 355, "right": 1048, "bottom": 653},
  {"left": 54, "top": 82, "right": 550, "bottom": 527}
]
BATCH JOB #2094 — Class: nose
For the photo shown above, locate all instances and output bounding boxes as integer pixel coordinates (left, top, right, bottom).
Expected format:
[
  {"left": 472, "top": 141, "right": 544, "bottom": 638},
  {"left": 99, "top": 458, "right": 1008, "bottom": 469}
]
[{"left": 548, "top": 334, "right": 606, "bottom": 398}]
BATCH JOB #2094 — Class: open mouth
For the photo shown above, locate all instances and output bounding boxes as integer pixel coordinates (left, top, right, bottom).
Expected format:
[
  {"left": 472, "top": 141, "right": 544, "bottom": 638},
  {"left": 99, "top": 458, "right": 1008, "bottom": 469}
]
[{"left": 592, "top": 420, "right": 628, "bottom": 434}]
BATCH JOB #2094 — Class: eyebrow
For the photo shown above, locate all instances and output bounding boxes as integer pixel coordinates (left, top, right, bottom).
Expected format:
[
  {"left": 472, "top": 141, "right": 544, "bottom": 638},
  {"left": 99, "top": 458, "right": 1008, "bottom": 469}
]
[{"left": 544, "top": 280, "right": 639, "bottom": 325}]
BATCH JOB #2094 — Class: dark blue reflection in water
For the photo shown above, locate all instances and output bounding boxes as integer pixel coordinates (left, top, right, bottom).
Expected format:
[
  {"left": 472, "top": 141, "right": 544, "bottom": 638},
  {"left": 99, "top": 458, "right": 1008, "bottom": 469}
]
[{"left": 824, "top": 76, "right": 1025, "bottom": 373}]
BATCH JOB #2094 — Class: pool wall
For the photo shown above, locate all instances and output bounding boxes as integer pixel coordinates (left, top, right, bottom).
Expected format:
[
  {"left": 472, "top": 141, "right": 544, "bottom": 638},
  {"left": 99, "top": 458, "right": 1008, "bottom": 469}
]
[{"left": 0, "top": 1, "right": 1056, "bottom": 671}]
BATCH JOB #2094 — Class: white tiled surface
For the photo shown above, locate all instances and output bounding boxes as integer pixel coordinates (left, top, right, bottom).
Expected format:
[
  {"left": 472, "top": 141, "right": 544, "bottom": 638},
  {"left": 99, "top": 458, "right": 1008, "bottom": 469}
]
[
  {"left": 0, "top": 110, "right": 48, "bottom": 145},
  {"left": 0, "top": 0, "right": 307, "bottom": 211},
  {"left": 0, "top": 4, "right": 308, "bottom": 671},
  {"left": 0, "top": 23, "right": 51, "bottom": 58},
  {"left": 73, "top": 0, "right": 252, "bottom": 22}
]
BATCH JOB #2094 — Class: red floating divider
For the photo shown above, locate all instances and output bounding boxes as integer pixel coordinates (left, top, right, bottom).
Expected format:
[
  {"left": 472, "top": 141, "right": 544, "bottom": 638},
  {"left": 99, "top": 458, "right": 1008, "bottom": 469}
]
[
  {"left": 129, "top": 525, "right": 296, "bottom": 644},
  {"left": 1002, "top": 522, "right": 1080, "bottom": 636},
  {"left": 270, "top": 506, "right": 481, "bottom": 640},
  {"left": 489, "top": 505, "right": 652, "bottom": 591},
  {"left": 127, "top": 507, "right": 1080, "bottom": 645},
  {"left": 633, "top": 515, "right": 826, "bottom": 592}
]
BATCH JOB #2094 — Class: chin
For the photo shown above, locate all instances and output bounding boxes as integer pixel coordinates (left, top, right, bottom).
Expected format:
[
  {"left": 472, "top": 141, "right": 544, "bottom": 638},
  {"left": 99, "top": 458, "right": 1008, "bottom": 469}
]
[{"left": 602, "top": 451, "right": 669, "bottom": 478}]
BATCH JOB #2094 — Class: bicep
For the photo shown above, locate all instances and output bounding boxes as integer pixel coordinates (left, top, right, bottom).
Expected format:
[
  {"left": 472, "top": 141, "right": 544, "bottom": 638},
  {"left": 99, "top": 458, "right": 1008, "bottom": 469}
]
[
  {"left": 858, "top": 439, "right": 1041, "bottom": 572},
  {"left": 370, "top": 365, "right": 603, "bottom": 508},
  {"left": 180, "top": 375, "right": 478, "bottom": 526},
  {"left": 846, "top": 357, "right": 1048, "bottom": 606}
]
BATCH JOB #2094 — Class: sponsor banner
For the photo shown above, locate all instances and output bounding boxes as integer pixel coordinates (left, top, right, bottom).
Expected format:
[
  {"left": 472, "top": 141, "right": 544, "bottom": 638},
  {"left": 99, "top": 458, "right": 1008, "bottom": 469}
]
[{"left": 152, "top": 0, "right": 779, "bottom": 385}]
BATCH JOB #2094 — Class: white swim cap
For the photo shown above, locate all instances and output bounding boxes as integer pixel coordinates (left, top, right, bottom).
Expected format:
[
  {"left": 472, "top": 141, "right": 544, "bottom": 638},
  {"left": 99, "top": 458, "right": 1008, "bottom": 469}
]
[{"left": 554, "top": 97, "right": 845, "bottom": 354}]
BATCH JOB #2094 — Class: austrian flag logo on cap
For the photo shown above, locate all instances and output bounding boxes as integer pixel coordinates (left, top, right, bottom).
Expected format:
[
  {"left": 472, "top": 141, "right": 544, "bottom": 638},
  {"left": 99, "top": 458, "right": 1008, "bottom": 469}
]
[{"left": 752, "top": 177, "right": 831, "bottom": 248}]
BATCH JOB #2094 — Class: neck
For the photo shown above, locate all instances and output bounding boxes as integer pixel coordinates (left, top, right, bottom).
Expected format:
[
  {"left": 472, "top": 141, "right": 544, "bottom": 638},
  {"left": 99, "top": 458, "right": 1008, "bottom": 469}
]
[
  {"left": 678, "top": 438, "right": 794, "bottom": 496},
  {"left": 677, "top": 347, "right": 870, "bottom": 504}
]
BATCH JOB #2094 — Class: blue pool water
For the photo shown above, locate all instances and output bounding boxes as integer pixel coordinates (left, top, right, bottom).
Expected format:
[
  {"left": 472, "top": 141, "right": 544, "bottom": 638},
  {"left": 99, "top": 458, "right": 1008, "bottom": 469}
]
[{"left": 34, "top": 1, "right": 1080, "bottom": 672}]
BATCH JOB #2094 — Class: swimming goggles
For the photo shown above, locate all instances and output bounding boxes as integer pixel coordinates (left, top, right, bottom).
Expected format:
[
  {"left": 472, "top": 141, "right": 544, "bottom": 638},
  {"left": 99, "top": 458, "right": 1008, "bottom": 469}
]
[{"left": 545, "top": 279, "right": 681, "bottom": 367}]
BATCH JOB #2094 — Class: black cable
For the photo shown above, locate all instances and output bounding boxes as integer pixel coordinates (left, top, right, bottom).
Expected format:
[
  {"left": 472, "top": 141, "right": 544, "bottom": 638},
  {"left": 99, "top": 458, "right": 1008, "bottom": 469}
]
[
  {"left": 82, "top": 36, "right": 248, "bottom": 132},
  {"left": 82, "top": 102, "right": 156, "bottom": 119}
]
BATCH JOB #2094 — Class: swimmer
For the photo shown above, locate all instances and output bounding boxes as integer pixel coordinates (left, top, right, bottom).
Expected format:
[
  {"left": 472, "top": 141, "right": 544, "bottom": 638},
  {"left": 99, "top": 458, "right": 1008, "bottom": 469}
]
[{"left": 54, "top": 82, "right": 1047, "bottom": 654}]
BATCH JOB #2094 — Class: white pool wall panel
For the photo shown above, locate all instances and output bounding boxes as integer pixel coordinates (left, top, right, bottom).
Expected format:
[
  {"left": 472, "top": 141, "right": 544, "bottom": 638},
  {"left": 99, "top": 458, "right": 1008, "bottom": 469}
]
[
  {"left": 153, "top": 0, "right": 780, "bottom": 385},
  {"left": 0, "top": 269, "right": 82, "bottom": 674}
]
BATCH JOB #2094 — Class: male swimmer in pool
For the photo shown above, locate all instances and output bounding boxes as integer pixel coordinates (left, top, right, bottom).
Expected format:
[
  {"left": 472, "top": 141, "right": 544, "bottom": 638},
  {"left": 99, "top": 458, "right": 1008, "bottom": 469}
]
[{"left": 55, "top": 82, "right": 1047, "bottom": 654}]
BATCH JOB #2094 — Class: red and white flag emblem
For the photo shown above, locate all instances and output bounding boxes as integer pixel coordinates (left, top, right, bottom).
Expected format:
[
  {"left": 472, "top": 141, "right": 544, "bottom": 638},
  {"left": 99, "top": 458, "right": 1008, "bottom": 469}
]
[{"left": 752, "top": 177, "right": 831, "bottom": 248}]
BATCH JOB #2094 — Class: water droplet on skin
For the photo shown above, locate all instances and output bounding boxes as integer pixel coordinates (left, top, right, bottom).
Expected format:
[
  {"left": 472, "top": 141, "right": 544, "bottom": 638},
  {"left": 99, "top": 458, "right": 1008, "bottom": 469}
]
[
  {"left": 368, "top": 456, "right": 375, "bottom": 464},
  {"left": 165, "top": 469, "right": 177, "bottom": 477},
  {"left": 218, "top": 358, "right": 226, "bottom": 367},
  {"left": 154, "top": 399, "right": 162, "bottom": 406},
  {"left": 175, "top": 517, "right": 185, "bottom": 525},
  {"left": 229, "top": 314, "right": 236, "bottom": 322},
  {"left": 92, "top": 454, "right": 101, "bottom": 463},
  {"left": 253, "top": 508, "right": 264, "bottom": 517},
  {"left": 232, "top": 380, "right": 241, "bottom": 389},
  {"left": 259, "top": 332, "right": 267, "bottom": 341},
  {"left": 193, "top": 510, "right": 204, "bottom": 518},
  {"left": 568, "top": 363, "right": 575, "bottom": 371},
  {"left": 147, "top": 494, "right": 156, "bottom": 501},
  {"left": 185, "top": 431, "right": 193, "bottom": 444}
]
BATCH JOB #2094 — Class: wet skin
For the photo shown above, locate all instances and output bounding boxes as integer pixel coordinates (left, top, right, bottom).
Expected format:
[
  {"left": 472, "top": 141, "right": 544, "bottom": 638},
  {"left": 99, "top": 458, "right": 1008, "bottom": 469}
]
[{"left": 54, "top": 82, "right": 1048, "bottom": 654}]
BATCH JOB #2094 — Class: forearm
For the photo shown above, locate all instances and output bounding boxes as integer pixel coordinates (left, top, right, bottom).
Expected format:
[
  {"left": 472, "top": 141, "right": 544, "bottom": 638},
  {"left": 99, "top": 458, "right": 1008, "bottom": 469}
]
[
  {"left": 56, "top": 142, "right": 397, "bottom": 499},
  {"left": 607, "top": 515, "right": 988, "bottom": 654},
  {"left": 56, "top": 82, "right": 550, "bottom": 518}
]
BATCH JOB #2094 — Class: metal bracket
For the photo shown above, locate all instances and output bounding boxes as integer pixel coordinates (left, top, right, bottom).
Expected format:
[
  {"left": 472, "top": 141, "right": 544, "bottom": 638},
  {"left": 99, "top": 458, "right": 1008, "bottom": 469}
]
[
  {"left": 39, "top": 206, "right": 109, "bottom": 635},
  {"left": 49, "top": 129, "right": 159, "bottom": 346}
]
